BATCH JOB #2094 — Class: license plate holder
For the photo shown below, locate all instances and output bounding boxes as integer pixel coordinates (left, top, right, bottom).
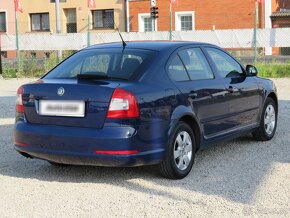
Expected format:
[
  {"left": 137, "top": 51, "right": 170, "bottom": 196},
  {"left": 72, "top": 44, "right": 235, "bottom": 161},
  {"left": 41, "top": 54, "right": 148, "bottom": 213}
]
[{"left": 38, "top": 100, "right": 85, "bottom": 117}]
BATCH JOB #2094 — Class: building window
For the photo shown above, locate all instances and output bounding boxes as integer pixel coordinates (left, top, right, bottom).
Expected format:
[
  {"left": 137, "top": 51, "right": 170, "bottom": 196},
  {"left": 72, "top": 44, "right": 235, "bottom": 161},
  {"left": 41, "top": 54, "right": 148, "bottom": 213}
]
[
  {"left": 279, "top": 23, "right": 290, "bottom": 55},
  {"left": 30, "top": 52, "right": 36, "bottom": 58},
  {"left": 0, "top": 12, "right": 7, "bottom": 32},
  {"left": 45, "top": 52, "right": 51, "bottom": 58},
  {"left": 138, "top": 13, "right": 157, "bottom": 32},
  {"left": 93, "top": 9, "right": 114, "bottom": 29},
  {"left": 180, "top": 16, "right": 192, "bottom": 31},
  {"left": 143, "top": 17, "right": 153, "bottom": 32},
  {"left": 65, "top": 8, "right": 77, "bottom": 33},
  {"left": 30, "top": 13, "right": 50, "bottom": 32},
  {"left": 175, "top": 11, "right": 195, "bottom": 31},
  {"left": 1, "top": 51, "right": 7, "bottom": 58}
]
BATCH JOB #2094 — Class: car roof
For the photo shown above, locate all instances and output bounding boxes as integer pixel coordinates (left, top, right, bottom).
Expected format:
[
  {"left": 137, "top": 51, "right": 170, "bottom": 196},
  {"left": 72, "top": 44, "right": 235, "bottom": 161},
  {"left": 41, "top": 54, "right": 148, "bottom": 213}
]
[{"left": 84, "top": 41, "right": 215, "bottom": 52}]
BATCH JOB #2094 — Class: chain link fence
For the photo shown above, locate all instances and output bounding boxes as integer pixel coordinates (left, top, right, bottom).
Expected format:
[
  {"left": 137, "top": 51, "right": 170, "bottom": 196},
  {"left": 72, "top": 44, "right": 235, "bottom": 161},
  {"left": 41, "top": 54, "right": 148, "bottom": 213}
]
[{"left": 1, "top": 19, "right": 290, "bottom": 78}]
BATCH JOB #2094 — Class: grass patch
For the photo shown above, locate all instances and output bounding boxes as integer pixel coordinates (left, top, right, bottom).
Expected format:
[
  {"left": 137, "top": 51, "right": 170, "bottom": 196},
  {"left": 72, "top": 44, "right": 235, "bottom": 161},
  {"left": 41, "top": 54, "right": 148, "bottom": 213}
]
[
  {"left": 256, "top": 62, "right": 290, "bottom": 78},
  {"left": 2, "top": 59, "right": 290, "bottom": 78},
  {"left": 1, "top": 50, "right": 75, "bottom": 78},
  {"left": 2, "top": 68, "right": 17, "bottom": 78}
]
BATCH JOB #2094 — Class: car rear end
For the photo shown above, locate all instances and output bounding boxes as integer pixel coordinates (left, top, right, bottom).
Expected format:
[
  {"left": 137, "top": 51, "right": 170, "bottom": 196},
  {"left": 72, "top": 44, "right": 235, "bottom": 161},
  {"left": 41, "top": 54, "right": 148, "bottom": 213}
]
[{"left": 14, "top": 47, "right": 165, "bottom": 167}]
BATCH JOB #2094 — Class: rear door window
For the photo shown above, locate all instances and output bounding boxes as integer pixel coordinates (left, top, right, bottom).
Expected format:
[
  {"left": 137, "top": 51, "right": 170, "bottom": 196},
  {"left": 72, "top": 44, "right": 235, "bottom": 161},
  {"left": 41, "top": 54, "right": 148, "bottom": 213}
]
[
  {"left": 178, "top": 48, "right": 214, "bottom": 80},
  {"left": 167, "top": 55, "right": 190, "bottom": 82}
]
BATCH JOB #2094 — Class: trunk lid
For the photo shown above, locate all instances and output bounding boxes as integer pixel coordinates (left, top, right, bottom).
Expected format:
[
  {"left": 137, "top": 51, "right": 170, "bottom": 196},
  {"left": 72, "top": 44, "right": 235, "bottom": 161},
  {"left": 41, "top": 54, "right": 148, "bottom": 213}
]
[{"left": 22, "top": 79, "right": 119, "bottom": 128}]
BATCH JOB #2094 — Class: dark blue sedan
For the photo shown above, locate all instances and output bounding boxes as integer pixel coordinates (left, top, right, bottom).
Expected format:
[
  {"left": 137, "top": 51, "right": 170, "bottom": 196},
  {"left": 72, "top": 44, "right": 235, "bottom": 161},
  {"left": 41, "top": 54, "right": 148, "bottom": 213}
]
[{"left": 14, "top": 41, "right": 278, "bottom": 179}]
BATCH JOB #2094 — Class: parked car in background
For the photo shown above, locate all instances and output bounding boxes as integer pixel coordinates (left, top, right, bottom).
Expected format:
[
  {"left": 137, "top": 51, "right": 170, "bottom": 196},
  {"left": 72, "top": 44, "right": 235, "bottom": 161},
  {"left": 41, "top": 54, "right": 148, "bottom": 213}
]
[{"left": 14, "top": 41, "right": 278, "bottom": 179}]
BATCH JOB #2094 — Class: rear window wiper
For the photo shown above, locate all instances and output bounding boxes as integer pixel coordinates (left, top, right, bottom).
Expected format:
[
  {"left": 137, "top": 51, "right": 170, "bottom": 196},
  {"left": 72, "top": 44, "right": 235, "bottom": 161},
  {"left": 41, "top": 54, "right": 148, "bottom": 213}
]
[{"left": 76, "top": 74, "right": 128, "bottom": 81}]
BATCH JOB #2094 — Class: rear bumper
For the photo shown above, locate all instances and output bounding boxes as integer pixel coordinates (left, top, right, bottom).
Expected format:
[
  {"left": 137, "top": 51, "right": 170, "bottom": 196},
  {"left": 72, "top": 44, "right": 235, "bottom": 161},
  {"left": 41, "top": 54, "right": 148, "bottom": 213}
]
[{"left": 14, "top": 121, "right": 166, "bottom": 167}]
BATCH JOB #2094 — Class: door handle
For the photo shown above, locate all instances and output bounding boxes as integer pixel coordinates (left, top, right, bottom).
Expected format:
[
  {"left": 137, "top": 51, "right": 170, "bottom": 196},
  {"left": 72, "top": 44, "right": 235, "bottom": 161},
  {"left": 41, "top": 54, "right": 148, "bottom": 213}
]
[{"left": 188, "top": 91, "right": 198, "bottom": 99}]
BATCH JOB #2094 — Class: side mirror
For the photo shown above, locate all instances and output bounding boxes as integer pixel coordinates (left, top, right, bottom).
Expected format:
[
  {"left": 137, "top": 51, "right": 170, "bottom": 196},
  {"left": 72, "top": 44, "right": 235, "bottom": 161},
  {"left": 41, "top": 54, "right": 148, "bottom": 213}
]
[{"left": 246, "top": 65, "right": 258, "bottom": 77}]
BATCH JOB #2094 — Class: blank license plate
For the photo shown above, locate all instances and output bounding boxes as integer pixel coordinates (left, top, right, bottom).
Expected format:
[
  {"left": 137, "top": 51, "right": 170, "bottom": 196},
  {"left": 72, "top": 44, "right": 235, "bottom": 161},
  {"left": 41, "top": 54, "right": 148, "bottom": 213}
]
[{"left": 39, "top": 100, "right": 85, "bottom": 117}]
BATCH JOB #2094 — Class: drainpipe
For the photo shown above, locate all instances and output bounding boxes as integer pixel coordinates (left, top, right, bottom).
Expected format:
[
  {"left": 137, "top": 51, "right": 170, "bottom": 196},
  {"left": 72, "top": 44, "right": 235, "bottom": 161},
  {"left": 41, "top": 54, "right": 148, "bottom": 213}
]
[
  {"left": 55, "top": 0, "right": 61, "bottom": 34},
  {"left": 55, "top": 0, "right": 62, "bottom": 59},
  {"left": 126, "top": 0, "right": 130, "bottom": 32},
  {"left": 264, "top": 0, "right": 272, "bottom": 55}
]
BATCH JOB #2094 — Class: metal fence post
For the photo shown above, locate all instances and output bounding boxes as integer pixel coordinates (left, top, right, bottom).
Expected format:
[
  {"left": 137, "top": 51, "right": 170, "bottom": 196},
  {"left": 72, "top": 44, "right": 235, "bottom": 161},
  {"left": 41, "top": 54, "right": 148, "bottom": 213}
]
[
  {"left": 0, "top": 34, "right": 2, "bottom": 79},
  {"left": 254, "top": 1, "right": 258, "bottom": 64},
  {"left": 15, "top": 12, "right": 21, "bottom": 74}
]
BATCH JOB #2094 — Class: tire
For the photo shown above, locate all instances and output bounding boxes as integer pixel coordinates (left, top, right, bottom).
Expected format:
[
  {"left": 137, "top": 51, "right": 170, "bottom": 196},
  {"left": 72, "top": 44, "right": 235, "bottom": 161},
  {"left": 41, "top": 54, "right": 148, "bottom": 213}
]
[
  {"left": 159, "top": 121, "right": 196, "bottom": 179},
  {"left": 253, "top": 97, "right": 277, "bottom": 141}
]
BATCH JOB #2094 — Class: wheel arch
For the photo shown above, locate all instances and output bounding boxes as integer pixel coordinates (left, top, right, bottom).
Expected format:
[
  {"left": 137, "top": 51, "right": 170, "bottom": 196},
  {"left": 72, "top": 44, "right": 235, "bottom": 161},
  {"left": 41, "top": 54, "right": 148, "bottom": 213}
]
[
  {"left": 267, "top": 92, "right": 278, "bottom": 110},
  {"left": 179, "top": 115, "right": 202, "bottom": 151},
  {"left": 169, "top": 105, "right": 203, "bottom": 151},
  {"left": 253, "top": 91, "right": 278, "bottom": 141},
  {"left": 168, "top": 115, "right": 202, "bottom": 152}
]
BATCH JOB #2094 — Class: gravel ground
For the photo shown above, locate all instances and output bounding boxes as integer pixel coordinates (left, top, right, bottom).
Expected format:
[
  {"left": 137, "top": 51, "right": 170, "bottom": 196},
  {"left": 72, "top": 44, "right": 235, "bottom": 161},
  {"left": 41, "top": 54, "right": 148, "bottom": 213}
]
[{"left": 0, "top": 78, "right": 289, "bottom": 217}]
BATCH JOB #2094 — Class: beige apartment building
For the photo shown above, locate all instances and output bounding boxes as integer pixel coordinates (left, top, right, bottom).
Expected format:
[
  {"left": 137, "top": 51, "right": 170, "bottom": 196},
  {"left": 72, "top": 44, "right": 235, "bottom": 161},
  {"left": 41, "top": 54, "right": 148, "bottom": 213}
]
[
  {"left": 1, "top": 0, "right": 17, "bottom": 58},
  {"left": 17, "top": 0, "right": 126, "bottom": 34}
]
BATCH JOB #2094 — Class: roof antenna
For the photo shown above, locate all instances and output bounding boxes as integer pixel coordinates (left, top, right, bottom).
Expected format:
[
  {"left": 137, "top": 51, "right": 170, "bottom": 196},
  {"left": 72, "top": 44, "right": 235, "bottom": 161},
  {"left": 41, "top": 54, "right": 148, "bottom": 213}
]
[
  {"left": 111, "top": 14, "right": 127, "bottom": 48},
  {"left": 118, "top": 28, "right": 127, "bottom": 48}
]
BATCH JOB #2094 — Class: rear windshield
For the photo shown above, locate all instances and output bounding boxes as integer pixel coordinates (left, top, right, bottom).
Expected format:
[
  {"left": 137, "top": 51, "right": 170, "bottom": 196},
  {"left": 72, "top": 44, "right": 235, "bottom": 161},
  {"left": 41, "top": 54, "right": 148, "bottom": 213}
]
[{"left": 44, "top": 48, "right": 157, "bottom": 80}]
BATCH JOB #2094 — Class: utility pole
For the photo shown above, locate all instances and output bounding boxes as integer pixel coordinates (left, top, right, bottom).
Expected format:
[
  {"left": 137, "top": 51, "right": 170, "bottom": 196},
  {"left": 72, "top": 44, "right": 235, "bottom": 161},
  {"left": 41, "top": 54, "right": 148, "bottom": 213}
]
[
  {"left": 169, "top": 1, "right": 173, "bottom": 40},
  {"left": 14, "top": 0, "right": 23, "bottom": 74},
  {"left": 87, "top": 0, "right": 96, "bottom": 46},
  {"left": 254, "top": 0, "right": 261, "bottom": 64},
  {"left": 55, "top": 0, "right": 62, "bottom": 60}
]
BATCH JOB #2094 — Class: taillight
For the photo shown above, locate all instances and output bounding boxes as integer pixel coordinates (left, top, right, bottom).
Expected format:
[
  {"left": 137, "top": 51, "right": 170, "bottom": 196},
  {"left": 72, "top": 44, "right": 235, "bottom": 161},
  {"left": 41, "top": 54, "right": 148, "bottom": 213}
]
[
  {"left": 107, "top": 88, "right": 139, "bottom": 118},
  {"left": 16, "top": 86, "right": 24, "bottom": 113}
]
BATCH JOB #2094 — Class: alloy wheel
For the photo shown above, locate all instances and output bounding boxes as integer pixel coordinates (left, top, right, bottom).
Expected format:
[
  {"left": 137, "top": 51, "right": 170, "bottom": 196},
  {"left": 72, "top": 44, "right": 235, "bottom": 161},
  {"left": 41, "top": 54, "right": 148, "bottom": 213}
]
[
  {"left": 264, "top": 104, "right": 276, "bottom": 135},
  {"left": 173, "top": 131, "right": 193, "bottom": 171}
]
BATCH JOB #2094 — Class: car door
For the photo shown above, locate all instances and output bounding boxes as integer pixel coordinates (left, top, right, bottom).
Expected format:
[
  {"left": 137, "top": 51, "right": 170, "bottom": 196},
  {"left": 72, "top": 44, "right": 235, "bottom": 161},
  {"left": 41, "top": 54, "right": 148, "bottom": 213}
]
[
  {"left": 204, "top": 47, "right": 260, "bottom": 129},
  {"left": 167, "top": 47, "right": 230, "bottom": 138}
]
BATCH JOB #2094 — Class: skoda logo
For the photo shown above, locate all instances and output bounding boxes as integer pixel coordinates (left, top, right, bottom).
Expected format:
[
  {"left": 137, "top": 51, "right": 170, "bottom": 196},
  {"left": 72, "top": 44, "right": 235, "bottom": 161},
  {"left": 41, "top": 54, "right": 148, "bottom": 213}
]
[{"left": 57, "top": 87, "right": 65, "bottom": 96}]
